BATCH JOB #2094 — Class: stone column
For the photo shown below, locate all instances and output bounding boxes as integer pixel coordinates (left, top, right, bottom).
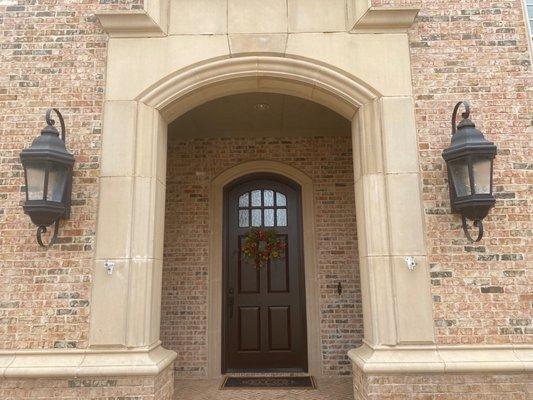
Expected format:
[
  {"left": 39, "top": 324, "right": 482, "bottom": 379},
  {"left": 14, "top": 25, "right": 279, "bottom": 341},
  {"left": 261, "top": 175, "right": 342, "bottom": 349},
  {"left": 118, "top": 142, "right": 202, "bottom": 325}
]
[
  {"left": 350, "top": 97, "right": 434, "bottom": 349},
  {"left": 89, "top": 100, "right": 172, "bottom": 352}
]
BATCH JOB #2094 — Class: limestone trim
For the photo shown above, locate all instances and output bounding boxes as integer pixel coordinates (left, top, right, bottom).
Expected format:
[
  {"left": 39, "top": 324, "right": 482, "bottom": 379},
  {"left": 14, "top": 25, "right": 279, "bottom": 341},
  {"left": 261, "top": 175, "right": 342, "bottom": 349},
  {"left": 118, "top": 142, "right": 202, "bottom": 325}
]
[
  {"left": 92, "top": 53, "right": 435, "bottom": 378},
  {"left": 96, "top": 11, "right": 165, "bottom": 38},
  {"left": 95, "top": 0, "right": 169, "bottom": 38},
  {"left": 208, "top": 161, "right": 321, "bottom": 378},
  {"left": 0, "top": 344, "right": 175, "bottom": 378},
  {"left": 351, "top": 7, "right": 420, "bottom": 31},
  {"left": 346, "top": 0, "right": 419, "bottom": 31},
  {"left": 349, "top": 343, "right": 533, "bottom": 374},
  {"left": 137, "top": 56, "right": 380, "bottom": 121}
]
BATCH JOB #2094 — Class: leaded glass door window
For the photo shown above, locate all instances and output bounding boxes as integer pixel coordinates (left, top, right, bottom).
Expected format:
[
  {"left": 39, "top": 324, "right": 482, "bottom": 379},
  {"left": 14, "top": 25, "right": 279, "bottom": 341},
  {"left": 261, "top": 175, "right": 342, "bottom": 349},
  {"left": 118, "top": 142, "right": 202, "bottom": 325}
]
[{"left": 238, "top": 189, "right": 288, "bottom": 228}]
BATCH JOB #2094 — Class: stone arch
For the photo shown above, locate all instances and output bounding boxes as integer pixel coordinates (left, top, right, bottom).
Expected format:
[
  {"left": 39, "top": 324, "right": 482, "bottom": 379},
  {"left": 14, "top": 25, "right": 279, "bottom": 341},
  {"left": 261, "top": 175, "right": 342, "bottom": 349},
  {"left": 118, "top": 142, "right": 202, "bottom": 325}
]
[
  {"left": 136, "top": 55, "right": 380, "bottom": 121},
  {"left": 90, "top": 53, "right": 433, "bottom": 380}
]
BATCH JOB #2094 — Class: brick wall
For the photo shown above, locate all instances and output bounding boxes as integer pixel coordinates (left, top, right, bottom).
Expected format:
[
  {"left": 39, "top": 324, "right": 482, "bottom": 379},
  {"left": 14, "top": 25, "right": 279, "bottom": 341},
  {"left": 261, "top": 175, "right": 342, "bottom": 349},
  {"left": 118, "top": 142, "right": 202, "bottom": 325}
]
[
  {"left": 0, "top": 364, "right": 174, "bottom": 400},
  {"left": 160, "top": 135, "right": 362, "bottom": 377},
  {"left": 0, "top": 0, "right": 530, "bottom": 361},
  {"left": 0, "top": 0, "right": 111, "bottom": 350},
  {"left": 353, "top": 366, "right": 532, "bottom": 399},
  {"left": 0, "top": 0, "right": 147, "bottom": 351},
  {"left": 404, "top": 0, "right": 532, "bottom": 345}
]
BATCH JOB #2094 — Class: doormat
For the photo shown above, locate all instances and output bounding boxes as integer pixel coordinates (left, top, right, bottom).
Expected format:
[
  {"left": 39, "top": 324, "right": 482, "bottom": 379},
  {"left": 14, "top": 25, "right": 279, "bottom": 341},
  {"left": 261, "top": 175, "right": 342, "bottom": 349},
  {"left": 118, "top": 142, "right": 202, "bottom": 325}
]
[{"left": 220, "top": 376, "right": 316, "bottom": 390}]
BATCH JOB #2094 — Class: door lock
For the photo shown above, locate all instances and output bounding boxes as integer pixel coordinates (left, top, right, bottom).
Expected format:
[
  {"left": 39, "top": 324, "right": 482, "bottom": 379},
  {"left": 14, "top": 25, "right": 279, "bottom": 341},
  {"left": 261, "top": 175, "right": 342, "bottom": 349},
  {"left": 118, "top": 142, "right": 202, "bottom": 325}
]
[{"left": 228, "top": 288, "right": 235, "bottom": 319}]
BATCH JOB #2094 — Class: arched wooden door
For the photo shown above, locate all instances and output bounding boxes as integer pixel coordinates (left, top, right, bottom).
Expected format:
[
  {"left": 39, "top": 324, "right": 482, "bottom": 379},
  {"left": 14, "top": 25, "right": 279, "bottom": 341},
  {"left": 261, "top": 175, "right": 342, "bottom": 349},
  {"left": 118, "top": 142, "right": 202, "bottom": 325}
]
[{"left": 222, "top": 174, "right": 308, "bottom": 372}]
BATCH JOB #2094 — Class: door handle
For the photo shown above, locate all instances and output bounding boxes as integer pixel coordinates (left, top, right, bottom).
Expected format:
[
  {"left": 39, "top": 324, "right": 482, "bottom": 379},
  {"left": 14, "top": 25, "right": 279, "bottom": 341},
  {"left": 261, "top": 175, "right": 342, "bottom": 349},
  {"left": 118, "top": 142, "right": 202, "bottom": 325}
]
[{"left": 228, "top": 288, "right": 235, "bottom": 319}]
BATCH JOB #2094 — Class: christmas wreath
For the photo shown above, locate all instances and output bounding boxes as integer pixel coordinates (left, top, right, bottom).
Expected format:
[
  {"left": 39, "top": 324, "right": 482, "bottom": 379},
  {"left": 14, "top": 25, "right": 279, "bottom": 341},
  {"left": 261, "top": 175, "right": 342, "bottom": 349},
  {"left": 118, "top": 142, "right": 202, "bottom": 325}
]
[{"left": 241, "top": 228, "right": 287, "bottom": 269}]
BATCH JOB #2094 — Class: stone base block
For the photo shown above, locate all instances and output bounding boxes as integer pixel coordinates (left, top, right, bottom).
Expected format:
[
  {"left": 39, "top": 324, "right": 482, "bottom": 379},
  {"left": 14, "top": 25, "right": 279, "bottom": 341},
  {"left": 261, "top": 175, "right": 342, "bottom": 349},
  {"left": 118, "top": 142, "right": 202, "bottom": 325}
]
[
  {"left": 0, "top": 363, "right": 174, "bottom": 399},
  {"left": 350, "top": 343, "right": 532, "bottom": 399}
]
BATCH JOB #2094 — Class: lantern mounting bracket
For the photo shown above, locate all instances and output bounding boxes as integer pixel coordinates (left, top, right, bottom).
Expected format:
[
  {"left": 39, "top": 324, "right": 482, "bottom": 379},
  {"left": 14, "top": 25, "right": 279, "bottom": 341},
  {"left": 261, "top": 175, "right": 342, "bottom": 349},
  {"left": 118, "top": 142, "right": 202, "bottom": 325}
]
[
  {"left": 44, "top": 108, "right": 72, "bottom": 223},
  {"left": 46, "top": 108, "right": 66, "bottom": 143},
  {"left": 36, "top": 220, "right": 60, "bottom": 248},
  {"left": 461, "top": 216, "right": 483, "bottom": 243},
  {"left": 36, "top": 108, "right": 67, "bottom": 248},
  {"left": 451, "top": 101, "right": 470, "bottom": 136}
]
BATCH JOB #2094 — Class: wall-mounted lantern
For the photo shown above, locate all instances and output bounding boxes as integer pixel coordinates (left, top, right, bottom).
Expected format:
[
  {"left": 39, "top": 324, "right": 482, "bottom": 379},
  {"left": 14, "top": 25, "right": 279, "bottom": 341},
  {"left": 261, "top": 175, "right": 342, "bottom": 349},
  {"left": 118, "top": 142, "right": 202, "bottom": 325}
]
[
  {"left": 442, "top": 101, "right": 497, "bottom": 242},
  {"left": 20, "top": 109, "right": 74, "bottom": 247}
]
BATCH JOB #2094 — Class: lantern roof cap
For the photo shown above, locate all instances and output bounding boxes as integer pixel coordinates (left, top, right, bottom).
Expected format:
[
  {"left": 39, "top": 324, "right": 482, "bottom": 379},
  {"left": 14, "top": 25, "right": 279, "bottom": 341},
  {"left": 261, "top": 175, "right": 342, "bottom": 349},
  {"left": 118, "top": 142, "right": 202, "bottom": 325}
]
[
  {"left": 20, "top": 124, "right": 74, "bottom": 165},
  {"left": 442, "top": 116, "right": 496, "bottom": 161}
]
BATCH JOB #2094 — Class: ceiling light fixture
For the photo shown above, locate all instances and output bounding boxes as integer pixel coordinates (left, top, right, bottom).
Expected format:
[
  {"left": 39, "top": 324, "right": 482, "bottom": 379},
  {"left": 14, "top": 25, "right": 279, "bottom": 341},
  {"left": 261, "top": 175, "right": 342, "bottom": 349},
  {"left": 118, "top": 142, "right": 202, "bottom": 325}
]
[{"left": 254, "top": 103, "right": 270, "bottom": 112}]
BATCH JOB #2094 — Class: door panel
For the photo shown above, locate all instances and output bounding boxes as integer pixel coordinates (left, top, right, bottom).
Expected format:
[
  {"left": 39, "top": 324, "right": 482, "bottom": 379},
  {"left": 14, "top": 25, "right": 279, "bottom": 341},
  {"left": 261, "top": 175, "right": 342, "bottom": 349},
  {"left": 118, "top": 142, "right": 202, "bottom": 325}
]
[
  {"left": 238, "top": 236, "right": 260, "bottom": 294},
  {"left": 268, "top": 237, "right": 289, "bottom": 293},
  {"left": 223, "top": 175, "right": 308, "bottom": 372},
  {"left": 238, "top": 307, "right": 261, "bottom": 351},
  {"left": 268, "top": 306, "right": 291, "bottom": 351}
]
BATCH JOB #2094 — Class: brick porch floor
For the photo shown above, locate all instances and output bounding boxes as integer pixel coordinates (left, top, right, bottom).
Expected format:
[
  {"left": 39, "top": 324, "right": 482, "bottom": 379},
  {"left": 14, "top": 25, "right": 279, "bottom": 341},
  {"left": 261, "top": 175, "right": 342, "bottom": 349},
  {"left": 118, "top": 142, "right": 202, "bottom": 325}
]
[{"left": 173, "top": 378, "right": 353, "bottom": 399}]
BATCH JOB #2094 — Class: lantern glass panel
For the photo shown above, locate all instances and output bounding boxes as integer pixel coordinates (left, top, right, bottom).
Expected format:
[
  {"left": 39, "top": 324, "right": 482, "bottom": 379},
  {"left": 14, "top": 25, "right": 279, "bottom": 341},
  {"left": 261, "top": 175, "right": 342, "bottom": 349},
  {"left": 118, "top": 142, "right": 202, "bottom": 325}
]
[
  {"left": 472, "top": 157, "right": 492, "bottom": 194},
  {"left": 47, "top": 165, "right": 68, "bottom": 202},
  {"left": 26, "top": 163, "right": 46, "bottom": 200},
  {"left": 449, "top": 159, "right": 471, "bottom": 197}
]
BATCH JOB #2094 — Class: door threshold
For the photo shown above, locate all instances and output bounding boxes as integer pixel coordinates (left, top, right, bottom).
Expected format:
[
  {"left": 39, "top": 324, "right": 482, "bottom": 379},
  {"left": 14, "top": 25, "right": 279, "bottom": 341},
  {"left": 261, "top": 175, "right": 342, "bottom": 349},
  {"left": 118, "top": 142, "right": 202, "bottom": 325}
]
[{"left": 225, "top": 368, "right": 308, "bottom": 375}]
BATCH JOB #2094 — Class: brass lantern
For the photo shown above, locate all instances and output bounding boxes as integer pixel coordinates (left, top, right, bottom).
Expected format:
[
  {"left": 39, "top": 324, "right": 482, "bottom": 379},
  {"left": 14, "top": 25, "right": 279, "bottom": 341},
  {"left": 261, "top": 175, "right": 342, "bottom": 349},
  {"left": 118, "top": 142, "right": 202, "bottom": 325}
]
[
  {"left": 20, "top": 109, "right": 74, "bottom": 247},
  {"left": 442, "top": 101, "right": 497, "bottom": 242}
]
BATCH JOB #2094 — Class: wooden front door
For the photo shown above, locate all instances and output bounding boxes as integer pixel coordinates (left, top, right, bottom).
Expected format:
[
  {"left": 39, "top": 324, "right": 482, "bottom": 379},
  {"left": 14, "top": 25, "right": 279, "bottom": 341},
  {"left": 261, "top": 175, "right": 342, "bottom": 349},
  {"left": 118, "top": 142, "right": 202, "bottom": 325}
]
[{"left": 223, "top": 175, "right": 308, "bottom": 372}]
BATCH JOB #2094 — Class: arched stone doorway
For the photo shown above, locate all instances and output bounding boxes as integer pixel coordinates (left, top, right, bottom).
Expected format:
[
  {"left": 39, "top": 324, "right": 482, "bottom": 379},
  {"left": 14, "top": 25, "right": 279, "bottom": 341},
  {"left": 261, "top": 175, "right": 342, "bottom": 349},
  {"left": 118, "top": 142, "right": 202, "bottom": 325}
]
[{"left": 89, "top": 54, "right": 433, "bottom": 385}]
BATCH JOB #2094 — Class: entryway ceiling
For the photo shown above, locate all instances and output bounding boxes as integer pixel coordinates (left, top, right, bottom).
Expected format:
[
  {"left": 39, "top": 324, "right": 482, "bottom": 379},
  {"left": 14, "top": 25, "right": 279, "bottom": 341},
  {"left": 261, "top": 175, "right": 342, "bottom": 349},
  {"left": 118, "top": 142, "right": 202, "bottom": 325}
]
[{"left": 168, "top": 92, "right": 351, "bottom": 138}]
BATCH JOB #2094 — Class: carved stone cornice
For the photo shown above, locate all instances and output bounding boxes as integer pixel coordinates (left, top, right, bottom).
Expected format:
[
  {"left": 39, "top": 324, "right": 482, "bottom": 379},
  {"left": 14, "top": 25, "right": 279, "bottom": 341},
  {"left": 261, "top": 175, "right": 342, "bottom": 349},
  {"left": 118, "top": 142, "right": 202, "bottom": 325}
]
[{"left": 96, "top": 0, "right": 169, "bottom": 38}]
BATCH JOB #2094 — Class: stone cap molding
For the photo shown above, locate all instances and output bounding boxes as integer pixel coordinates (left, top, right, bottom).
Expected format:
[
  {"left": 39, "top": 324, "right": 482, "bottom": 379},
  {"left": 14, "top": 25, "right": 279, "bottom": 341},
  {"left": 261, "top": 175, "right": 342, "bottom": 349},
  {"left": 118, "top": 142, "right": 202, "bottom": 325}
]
[
  {"left": 95, "top": 3, "right": 419, "bottom": 38},
  {"left": 0, "top": 343, "right": 176, "bottom": 378},
  {"left": 95, "top": 10, "right": 166, "bottom": 38},
  {"left": 351, "top": 7, "right": 420, "bottom": 31},
  {"left": 349, "top": 343, "right": 533, "bottom": 374}
]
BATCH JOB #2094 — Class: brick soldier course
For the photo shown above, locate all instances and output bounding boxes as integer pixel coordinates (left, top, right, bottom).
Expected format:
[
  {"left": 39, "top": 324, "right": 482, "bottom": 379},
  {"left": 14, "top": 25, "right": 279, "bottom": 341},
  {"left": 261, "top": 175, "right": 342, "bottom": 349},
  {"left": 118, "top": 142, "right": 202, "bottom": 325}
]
[{"left": 0, "top": 0, "right": 531, "bottom": 399}]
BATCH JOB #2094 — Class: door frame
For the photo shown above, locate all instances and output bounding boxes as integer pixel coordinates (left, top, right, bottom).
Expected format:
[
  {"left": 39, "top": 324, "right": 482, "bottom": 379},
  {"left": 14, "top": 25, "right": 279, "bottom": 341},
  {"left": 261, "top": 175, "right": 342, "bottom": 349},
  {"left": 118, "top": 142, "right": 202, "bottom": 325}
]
[
  {"left": 221, "top": 173, "right": 308, "bottom": 373},
  {"left": 207, "top": 161, "right": 322, "bottom": 378}
]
